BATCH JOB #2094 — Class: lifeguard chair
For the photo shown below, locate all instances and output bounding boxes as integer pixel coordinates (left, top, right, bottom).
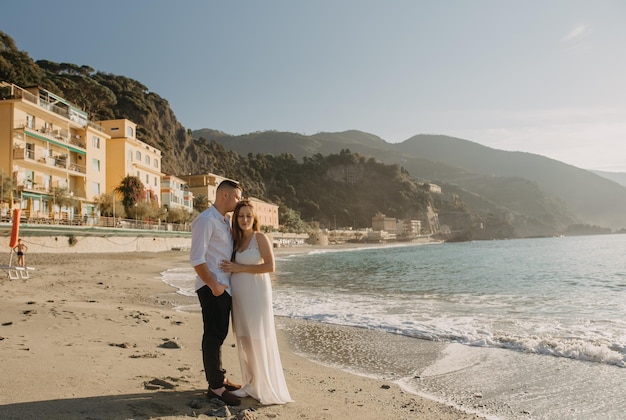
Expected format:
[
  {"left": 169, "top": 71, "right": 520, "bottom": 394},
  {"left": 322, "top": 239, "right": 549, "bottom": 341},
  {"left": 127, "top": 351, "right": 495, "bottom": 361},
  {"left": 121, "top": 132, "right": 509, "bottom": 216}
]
[{"left": 2, "top": 209, "right": 35, "bottom": 280}]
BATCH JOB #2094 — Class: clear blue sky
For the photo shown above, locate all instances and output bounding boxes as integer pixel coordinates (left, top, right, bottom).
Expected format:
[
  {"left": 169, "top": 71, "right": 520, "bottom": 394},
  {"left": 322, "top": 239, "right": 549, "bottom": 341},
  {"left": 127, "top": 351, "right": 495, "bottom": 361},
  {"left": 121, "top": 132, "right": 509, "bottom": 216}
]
[{"left": 2, "top": 1, "right": 625, "bottom": 171}]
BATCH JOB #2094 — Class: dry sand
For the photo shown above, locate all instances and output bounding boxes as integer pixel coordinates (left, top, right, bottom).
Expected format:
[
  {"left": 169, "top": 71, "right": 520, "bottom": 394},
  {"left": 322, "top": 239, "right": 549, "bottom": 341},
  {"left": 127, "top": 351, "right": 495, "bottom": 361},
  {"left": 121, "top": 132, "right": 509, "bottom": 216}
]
[{"left": 0, "top": 250, "right": 482, "bottom": 420}]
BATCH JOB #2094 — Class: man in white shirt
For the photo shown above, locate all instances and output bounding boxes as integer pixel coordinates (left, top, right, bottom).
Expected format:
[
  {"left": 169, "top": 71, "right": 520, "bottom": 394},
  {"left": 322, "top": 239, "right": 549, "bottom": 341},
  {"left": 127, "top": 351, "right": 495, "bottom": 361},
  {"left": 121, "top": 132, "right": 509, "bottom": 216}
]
[{"left": 190, "top": 180, "right": 243, "bottom": 406}]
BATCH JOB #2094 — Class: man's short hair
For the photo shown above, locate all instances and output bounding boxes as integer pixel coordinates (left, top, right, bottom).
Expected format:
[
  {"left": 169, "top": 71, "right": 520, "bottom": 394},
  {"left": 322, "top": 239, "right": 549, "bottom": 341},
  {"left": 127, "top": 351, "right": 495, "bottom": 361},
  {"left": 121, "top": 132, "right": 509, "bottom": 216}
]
[{"left": 216, "top": 179, "right": 241, "bottom": 192}]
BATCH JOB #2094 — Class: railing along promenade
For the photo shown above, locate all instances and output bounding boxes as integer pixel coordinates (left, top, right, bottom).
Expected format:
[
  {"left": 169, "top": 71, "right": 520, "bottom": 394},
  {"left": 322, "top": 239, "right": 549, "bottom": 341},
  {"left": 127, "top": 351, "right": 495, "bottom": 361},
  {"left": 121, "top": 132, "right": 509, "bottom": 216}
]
[{"left": 0, "top": 214, "right": 191, "bottom": 233}]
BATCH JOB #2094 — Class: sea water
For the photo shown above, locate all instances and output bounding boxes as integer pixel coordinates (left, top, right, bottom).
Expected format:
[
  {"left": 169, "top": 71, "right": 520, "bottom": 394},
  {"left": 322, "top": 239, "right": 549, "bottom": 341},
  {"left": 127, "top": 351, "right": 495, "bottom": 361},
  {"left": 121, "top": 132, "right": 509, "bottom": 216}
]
[{"left": 160, "top": 234, "right": 626, "bottom": 419}]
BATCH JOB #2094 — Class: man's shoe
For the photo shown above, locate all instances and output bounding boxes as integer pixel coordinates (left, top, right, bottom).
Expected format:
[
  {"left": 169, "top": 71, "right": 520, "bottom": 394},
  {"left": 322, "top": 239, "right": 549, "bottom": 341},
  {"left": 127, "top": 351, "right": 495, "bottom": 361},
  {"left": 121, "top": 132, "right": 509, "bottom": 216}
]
[
  {"left": 223, "top": 379, "right": 242, "bottom": 391},
  {"left": 231, "top": 388, "right": 249, "bottom": 398},
  {"left": 207, "top": 388, "right": 241, "bottom": 406}
]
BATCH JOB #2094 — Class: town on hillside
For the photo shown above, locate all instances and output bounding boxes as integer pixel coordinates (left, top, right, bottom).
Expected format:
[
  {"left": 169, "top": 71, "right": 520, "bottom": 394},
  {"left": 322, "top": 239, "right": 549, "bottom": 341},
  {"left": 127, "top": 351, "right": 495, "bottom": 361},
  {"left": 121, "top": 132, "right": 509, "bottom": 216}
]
[{"left": 0, "top": 81, "right": 438, "bottom": 246}]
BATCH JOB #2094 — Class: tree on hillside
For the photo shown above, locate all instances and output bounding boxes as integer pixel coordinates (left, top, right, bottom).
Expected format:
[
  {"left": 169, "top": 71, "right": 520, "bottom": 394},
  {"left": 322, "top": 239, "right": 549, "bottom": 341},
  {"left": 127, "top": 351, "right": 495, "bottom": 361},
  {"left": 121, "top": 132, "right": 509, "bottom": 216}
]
[
  {"left": 279, "top": 207, "right": 308, "bottom": 233},
  {"left": 0, "top": 31, "right": 44, "bottom": 87},
  {"left": 37, "top": 61, "right": 118, "bottom": 117}
]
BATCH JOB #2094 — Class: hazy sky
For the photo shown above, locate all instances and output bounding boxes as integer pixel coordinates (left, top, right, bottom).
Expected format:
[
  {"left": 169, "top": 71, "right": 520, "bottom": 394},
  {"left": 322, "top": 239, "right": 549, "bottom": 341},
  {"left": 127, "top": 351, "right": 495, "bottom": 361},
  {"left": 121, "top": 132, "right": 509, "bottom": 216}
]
[{"left": 2, "top": 1, "right": 625, "bottom": 171}]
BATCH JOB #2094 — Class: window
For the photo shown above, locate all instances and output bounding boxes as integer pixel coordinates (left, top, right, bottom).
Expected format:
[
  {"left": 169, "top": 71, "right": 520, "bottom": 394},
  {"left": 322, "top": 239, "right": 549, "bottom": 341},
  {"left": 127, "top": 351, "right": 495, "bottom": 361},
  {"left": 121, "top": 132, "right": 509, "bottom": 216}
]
[
  {"left": 24, "top": 170, "right": 34, "bottom": 189},
  {"left": 126, "top": 126, "right": 134, "bottom": 138},
  {"left": 92, "top": 182, "right": 100, "bottom": 195},
  {"left": 92, "top": 158, "right": 100, "bottom": 172},
  {"left": 145, "top": 174, "right": 149, "bottom": 184},
  {"left": 128, "top": 150, "right": 133, "bottom": 161},
  {"left": 26, "top": 114, "right": 34, "bottom": 129},
  {"left": 154, "top": 177, "right": 157, "bottom": 187},
  {"left": 153, "top": 159, "right": 159, "bottom": 169},
  {"left": 136, "top": 151, "right": 141, "bottom": 161},
  {"left": 92, "top": 136, "right": 100, "bottom": 149},
  {"left": 25, "top": 143, "right": 35, "bottom": 159},
  {"left": 144, "top": 155, "right": 150, "bottom": 165}
]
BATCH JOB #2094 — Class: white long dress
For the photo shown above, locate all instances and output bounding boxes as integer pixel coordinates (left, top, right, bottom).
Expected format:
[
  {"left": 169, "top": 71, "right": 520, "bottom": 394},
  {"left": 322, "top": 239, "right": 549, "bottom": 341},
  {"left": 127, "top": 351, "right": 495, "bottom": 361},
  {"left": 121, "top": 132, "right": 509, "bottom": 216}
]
[{"left": 230, "top": 233, "right": 293, "bottom": 405}]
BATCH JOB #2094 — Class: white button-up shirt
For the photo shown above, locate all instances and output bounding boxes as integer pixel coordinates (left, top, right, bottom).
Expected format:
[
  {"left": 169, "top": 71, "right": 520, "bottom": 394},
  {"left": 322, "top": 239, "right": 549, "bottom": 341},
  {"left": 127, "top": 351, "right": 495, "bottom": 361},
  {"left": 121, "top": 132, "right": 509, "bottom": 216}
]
[{"left": 190, "top": 206, "right": 233, "bottom": 294}]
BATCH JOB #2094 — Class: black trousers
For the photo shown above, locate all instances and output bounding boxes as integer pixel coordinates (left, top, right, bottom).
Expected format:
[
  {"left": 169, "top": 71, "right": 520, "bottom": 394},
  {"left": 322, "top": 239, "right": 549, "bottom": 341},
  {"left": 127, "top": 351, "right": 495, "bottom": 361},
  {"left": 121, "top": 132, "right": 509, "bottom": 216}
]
[{"left": 197, "top": 285, "right": 232, "bottom": 389}]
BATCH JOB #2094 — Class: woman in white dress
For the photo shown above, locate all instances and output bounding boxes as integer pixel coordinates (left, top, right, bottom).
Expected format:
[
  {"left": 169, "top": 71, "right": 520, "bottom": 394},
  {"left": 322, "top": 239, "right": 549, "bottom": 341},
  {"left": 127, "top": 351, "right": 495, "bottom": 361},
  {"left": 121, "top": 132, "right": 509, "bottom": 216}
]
[{"left": 219, "top": 200, "right": 293, "bottom": 405}]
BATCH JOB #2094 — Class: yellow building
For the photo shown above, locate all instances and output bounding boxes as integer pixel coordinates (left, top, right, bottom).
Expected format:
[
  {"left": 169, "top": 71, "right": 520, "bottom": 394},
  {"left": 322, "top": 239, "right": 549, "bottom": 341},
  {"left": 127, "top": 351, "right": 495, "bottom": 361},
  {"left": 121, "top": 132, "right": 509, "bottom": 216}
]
[
  {"left": 186, "top": 173, "right": 234, "bottom": 205},
  {"left": 0, "top": 82, "right": 108, "bottom": 221},
  {"left": 248, "top": 196, "right": 279, "bottom": 230},
  {"left": 99, "top": 119, "right": 163, "bottom": 205},
  {"left": 185, "top": 173, "right": 279, "bottom": 229}
]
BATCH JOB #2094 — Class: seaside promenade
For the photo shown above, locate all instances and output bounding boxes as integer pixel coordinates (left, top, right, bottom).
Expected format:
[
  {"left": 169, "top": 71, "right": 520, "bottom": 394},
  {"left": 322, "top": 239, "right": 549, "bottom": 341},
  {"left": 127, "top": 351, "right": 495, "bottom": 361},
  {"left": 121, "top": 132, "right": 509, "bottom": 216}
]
[{"left": 0, "top": 221, "right": 192, "bottom": 254}]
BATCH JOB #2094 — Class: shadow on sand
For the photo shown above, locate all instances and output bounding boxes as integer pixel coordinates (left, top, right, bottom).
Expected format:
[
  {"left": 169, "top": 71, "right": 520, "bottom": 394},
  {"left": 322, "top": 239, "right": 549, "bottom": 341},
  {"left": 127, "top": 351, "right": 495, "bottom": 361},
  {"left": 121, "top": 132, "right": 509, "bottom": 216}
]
[{"left": 0, "top": 389, "right": 261, "bottom": 420}]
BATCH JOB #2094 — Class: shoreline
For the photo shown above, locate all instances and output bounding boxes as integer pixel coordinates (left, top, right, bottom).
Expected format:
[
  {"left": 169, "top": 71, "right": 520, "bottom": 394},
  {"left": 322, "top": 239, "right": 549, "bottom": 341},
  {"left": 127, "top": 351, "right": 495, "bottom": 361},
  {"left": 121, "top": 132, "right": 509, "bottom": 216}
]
[{"left": 0, "top": 250, "right": 481, "bottom": 420}]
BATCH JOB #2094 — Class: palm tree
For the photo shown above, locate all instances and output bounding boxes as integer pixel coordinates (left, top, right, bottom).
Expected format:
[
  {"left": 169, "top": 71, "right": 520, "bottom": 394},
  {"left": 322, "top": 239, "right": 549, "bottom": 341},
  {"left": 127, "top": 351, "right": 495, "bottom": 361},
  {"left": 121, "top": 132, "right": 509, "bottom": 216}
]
[{"left": 193, "top": 194, "right": 210, "bottom": 213}]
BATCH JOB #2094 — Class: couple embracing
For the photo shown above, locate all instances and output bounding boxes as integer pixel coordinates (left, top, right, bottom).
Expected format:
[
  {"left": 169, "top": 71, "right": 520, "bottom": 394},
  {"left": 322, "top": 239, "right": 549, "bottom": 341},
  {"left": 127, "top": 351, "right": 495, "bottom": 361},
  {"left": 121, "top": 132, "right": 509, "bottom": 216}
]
[{"left": 190, "top": 180, "right": 293, "bottom": 406}]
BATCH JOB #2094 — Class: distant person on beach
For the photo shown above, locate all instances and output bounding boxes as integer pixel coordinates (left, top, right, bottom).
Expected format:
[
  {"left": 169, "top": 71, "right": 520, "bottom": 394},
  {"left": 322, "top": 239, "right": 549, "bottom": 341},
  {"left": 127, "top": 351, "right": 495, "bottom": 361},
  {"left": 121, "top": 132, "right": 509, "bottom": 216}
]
[
  {"left": 13, "top": 239, "right": 28, "bottom": 267},
  {"left": 190, "top": 180, "right": 243, "bottom": 406},
  {"left": 219, "top": 200, "right": 293, "bottom": 405}
]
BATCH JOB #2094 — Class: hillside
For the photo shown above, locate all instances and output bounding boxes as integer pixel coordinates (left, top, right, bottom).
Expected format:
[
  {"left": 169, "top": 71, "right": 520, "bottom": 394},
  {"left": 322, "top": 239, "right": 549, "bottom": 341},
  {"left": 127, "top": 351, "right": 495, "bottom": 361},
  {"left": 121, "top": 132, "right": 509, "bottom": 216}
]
[
  {"left": 195, "top": 129, "right": 626, "bottom": 231},
  {"left": 395, "top": 135, "right": 626, "bottom": 229},
  {"left": 592, "top": 170, "right": 626, "bottom": 188}
]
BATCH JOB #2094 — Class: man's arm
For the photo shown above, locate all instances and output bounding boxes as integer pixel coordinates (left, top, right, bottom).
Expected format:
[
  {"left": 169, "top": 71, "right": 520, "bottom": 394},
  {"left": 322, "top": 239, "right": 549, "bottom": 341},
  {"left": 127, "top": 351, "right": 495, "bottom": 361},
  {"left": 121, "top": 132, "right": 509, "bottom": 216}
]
[
  {"left": 193, "top": 263, "right": 227, "bottom": 296},
  {"left": 190, "top": 214, "right": 227, "bottom": 296}
]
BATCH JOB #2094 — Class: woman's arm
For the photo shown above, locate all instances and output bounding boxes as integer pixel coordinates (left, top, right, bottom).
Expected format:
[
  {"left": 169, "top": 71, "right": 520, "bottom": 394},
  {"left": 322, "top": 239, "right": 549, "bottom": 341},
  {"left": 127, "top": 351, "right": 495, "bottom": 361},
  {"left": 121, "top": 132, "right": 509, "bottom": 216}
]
[{"left": 219, "top": 233, "right": 275, "bottom": 274}]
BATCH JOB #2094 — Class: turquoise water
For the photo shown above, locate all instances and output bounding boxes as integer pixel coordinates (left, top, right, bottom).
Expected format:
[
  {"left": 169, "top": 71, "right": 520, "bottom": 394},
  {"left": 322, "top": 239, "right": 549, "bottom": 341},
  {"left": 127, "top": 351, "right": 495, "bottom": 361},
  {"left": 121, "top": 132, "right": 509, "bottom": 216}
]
[
  {"left": 161, "top": 234, "right": 626, "bottom": 419},
  {"left": 273, "top": 235, "right": 626, "bottom": 368}
]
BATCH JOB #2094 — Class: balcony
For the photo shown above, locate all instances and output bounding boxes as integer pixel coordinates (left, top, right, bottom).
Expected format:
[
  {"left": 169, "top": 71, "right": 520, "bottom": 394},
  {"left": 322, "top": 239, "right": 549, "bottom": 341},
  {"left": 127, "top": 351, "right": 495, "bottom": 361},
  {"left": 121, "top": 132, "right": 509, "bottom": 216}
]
[
  {"left": 13, "top": 147, "right": 87, "bottom": 175},
  {"left": 13, "top": 123, "right": 87, "bottom": 154},
  {"left": 1, "top": 82, "right": 88, "bottom": 126},
  {"left": 13, "top": 147, "right": 33, "bottom": 160}
]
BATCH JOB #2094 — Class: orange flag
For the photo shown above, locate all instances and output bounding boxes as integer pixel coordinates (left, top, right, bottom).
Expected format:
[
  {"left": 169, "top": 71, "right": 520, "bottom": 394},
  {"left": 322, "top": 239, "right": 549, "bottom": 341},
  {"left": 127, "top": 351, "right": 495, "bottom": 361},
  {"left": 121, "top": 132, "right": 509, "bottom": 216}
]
[{"left": 9, "top": 208, "right": 21, "bottom": 248}]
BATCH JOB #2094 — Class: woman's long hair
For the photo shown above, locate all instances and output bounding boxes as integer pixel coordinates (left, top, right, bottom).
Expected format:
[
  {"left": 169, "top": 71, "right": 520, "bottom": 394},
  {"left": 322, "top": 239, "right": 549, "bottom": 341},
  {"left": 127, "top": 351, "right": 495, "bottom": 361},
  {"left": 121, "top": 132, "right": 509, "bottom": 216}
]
[{"left": 231, "top": 200, "right": 260, "bottom": 259}]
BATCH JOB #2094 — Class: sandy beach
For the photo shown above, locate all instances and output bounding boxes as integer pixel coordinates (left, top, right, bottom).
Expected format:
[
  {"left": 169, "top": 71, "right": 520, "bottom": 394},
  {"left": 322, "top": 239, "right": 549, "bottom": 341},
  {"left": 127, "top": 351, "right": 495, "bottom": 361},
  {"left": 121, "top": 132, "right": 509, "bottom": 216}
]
[{"left": 0, "top": 249, "right": 482, "bottom": 420}]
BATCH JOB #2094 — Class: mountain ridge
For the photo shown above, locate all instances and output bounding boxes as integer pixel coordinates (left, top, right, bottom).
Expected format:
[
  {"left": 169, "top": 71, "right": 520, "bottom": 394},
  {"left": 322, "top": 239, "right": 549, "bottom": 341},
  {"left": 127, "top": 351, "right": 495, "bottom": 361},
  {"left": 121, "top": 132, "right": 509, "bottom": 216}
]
[{"left": 194, "top": 128, "right": 626, "bottom": 231}]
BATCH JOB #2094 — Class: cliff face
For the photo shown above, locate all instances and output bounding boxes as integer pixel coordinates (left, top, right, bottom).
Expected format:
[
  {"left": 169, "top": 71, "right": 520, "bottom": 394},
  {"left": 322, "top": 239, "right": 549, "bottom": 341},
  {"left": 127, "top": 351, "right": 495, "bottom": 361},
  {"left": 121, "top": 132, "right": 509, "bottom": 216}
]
[{"left": 87, "top": 73, "right": 196, "bottom": 175}]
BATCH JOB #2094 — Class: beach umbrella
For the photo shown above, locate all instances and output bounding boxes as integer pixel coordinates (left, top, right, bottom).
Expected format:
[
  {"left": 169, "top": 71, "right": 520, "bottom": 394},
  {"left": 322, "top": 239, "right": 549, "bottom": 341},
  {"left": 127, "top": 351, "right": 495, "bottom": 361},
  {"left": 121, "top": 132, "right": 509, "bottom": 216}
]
[{"left": 26, "top": 197, "right": 33, "bottom": 218}]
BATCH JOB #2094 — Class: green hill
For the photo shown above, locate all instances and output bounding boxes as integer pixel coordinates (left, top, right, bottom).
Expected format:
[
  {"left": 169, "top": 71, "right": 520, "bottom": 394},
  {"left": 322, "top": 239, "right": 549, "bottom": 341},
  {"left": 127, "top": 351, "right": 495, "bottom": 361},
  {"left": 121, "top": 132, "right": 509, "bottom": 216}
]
[
  {"left": 395, "top": 134, "right": 626, "bottom": 229},
  {"left": 196, "top": 128, "right": 626, "bottom": 231}
]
